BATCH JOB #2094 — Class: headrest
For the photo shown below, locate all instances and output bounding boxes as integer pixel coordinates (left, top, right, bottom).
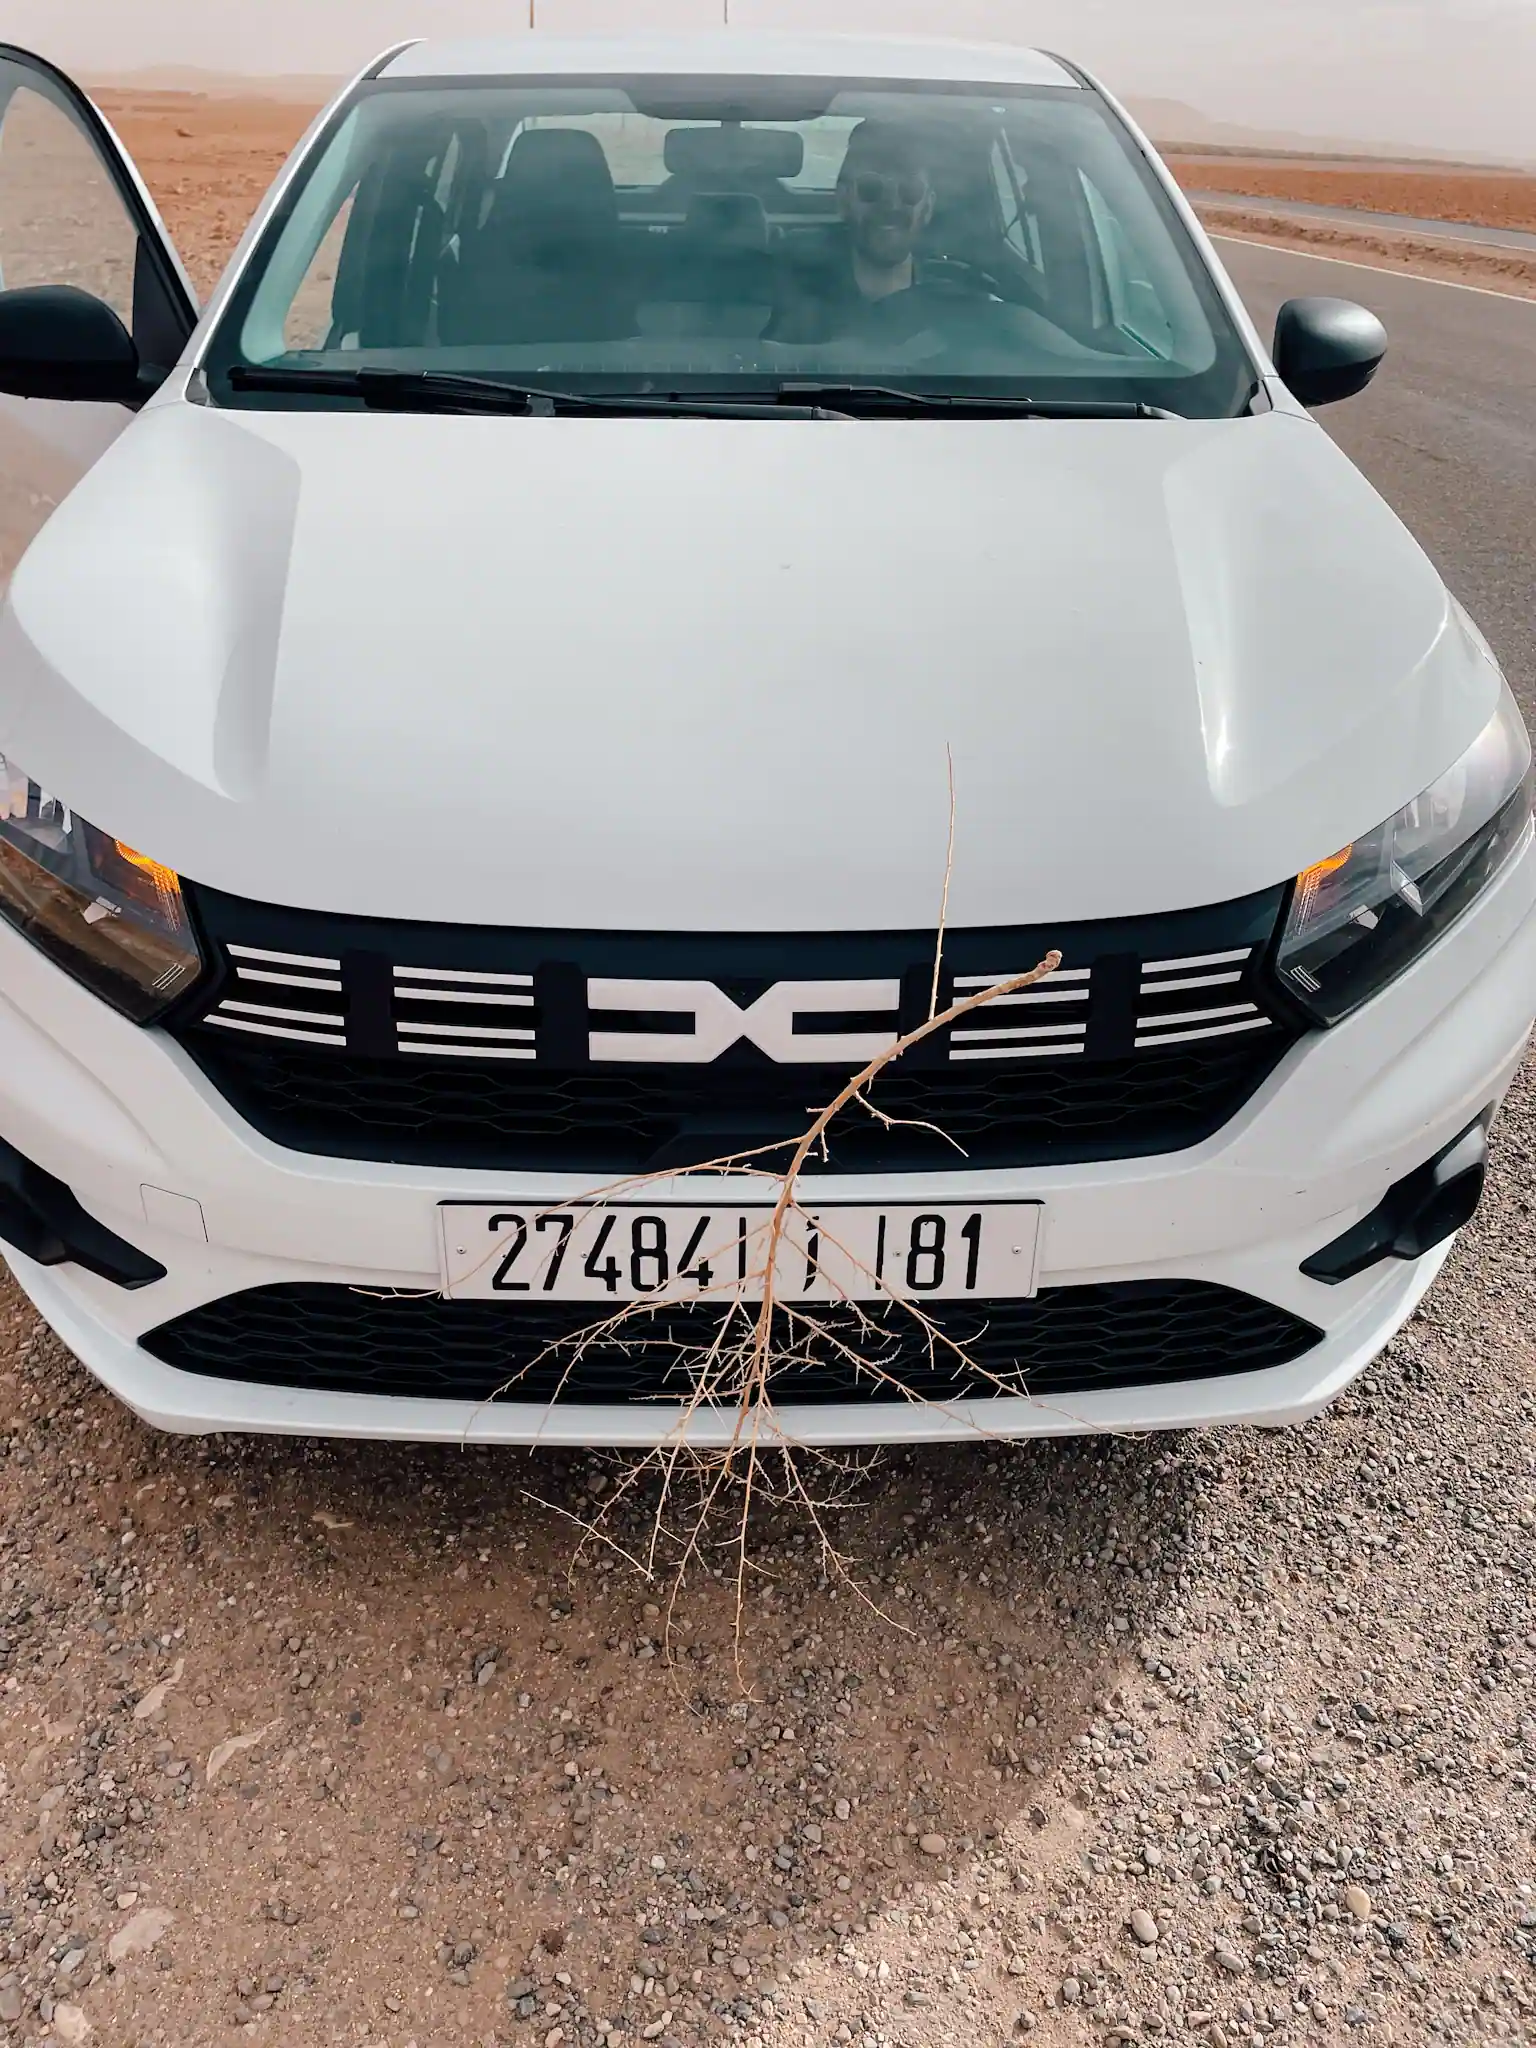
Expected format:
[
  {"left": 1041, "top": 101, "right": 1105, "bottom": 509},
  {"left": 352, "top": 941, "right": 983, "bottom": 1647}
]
[
  {"left": 681, "top": 192, "right": 771, "bottom": 250},
  {"left": 663, "top": 125, "right": 805, "bottom": 182},
  {"left": 498, "top": 127, "right": 618, "bottom": 223}
]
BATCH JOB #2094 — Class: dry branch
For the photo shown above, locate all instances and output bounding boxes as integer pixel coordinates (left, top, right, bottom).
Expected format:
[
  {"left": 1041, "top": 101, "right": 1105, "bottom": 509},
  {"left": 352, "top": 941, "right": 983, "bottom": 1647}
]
[{"left": 440, "top": 769, "right": 1098, "bottom": 1677}]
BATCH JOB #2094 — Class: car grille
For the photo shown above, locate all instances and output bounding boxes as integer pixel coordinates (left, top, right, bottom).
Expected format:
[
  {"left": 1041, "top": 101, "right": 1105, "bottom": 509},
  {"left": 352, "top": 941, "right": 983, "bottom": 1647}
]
[
  {"left": 139, "top": 1280, "right": 1322, "bottom": 1407},
  {"left": 173, "top": 884, "right": 1299, "bottom": 1173}
]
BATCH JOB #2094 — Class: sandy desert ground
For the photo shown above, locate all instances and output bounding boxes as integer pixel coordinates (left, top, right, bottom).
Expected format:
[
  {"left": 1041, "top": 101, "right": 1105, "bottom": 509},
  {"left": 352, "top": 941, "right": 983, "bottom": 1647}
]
[{"left": 1162, "top": 160, "right": 1536, "bottom": 238}]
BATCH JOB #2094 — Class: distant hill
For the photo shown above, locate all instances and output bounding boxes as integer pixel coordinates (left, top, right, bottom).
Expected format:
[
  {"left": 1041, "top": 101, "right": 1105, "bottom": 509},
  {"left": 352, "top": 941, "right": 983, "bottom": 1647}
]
[{"left": 88, "top": 65, "right": 338, "bottom": 101}]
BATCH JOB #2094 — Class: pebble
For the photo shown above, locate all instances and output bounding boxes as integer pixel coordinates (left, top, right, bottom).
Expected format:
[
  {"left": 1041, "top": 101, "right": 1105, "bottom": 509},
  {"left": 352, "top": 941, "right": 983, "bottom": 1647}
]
[
  {"left": 107, "top": 1909, "right": 174, "bottom": 1965},
  {"left": 0, "top": 1983, "right": 22, "bottom": 2024},
  {"left": 1130, "top": 1908, "right": 1159, "bottom": 1945},
  {"left": 918, "top": 1833, "right": 947, "bottom": 1857},
  {"left": 1345, "top": 1884, "right": 1373, "bottom": 1922}
]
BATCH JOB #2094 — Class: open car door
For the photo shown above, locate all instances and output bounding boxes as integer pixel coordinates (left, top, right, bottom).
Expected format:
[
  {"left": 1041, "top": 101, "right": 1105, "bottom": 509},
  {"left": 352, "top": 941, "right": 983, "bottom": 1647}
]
[{"left": 0, "top": 45, "right": 197, "bottom": 594}]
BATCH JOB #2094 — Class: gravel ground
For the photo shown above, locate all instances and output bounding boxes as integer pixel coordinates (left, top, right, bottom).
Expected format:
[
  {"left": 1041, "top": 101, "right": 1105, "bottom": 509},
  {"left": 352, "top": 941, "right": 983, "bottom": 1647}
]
[
  {"left": 1, "top": 1073, "right": 1533, "bottom": 2048},
  {"left": 1, "top": 94, "right": 1534, "bottom": 2048}
]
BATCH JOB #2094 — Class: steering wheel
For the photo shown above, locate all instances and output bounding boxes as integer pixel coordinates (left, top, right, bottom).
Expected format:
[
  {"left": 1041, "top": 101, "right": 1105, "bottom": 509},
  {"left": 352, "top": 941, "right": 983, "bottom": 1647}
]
[{"left": 921, "top": 254, "right": 1008, "bottom": 300}]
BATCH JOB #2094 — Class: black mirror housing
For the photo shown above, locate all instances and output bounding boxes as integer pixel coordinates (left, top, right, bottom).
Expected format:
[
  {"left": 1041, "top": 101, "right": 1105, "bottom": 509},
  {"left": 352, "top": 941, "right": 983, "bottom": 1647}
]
[
  {"left": 0, "top": 283, "right": 141, "bottom": 404},
  {"left": 1273, "top": 296, "right": 1388, "bottom": 408}
]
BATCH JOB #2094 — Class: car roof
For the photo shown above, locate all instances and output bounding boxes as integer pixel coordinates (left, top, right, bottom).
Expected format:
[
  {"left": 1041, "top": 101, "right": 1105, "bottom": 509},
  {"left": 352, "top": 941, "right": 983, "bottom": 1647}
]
[{"left": 377, "top": 33, "right": 1082, "bottom": 91}]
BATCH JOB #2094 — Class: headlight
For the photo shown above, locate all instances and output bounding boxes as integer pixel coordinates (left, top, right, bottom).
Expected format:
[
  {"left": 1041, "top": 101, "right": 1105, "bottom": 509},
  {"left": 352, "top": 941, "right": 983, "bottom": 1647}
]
[
  {"left": 1277, "top": 685, "right": 1534, "bottom": 1024},
  {"left": 0, "top": 756, "right": 203, "bottom": 1022}
]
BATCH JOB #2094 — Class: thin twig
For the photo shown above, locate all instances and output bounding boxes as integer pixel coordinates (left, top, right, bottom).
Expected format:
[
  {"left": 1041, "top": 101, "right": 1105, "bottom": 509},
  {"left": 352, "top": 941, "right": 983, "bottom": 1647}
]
[
  {"left": 460, "top": 761, "right": 1105, "bottom": 1679},
  {"left": 929, "top": 741, "right": 957, "bottom": 1021}
]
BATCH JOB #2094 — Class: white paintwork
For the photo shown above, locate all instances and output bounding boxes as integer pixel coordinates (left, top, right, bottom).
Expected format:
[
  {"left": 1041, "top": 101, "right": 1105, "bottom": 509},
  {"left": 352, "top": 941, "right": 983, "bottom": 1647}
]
[
  {"left": 380, "top": 34, "right": 1078, "bottom": 88},
  {"left": 1, "top": 32, "right": 1534, "bottom": 1444},
  {"left": 0, "top": 403, "right": 1500, "bottom": 931}
]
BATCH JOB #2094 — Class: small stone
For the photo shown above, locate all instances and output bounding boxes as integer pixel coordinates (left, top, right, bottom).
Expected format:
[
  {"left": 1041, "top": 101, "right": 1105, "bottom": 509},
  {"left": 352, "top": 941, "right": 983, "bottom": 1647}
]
[
  {"left": 1130, "top": 1908, "right": 1159, "bottom": 1945},
  {"left": 207, "top": 1721, "right": 280, "bottom": 1785},
  {"left": 1345, "top": 1884, "right": 1373, "bottom": 1922},
  {"left": 53, "top": 2001, "right": 91, "bottom": 2043},
  {"left": 1061, "top": 1977, "right": 1082, "bottom": 2003},
  {"left": 132, "top": 1659, "right": 184, "bottom": 1722},
  {"left": 1006, "top": 1955, "right": 1028, "bottom": 1976},
  {"left": 107, "top": 1908, "right": 174, "bottom": 1965},
  {"left": 918, "top": 1833, "right": 947, "bottom": 1857},
  {"left": 1214, "top": 1948, "right": 1245, "bottom": 1974},
  {"left": 729, "top": 1957, "right": 751, "bottom": 1980},
  {"left": 0, "top": 1983, "right": 23, "bottom": 2025}
]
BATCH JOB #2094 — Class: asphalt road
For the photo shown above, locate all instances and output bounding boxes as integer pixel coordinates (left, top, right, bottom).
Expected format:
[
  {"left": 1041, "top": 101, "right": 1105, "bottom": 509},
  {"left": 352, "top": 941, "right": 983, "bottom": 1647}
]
[{"left": 1215, "top": 236, "right": 1536, "bottom": 722}]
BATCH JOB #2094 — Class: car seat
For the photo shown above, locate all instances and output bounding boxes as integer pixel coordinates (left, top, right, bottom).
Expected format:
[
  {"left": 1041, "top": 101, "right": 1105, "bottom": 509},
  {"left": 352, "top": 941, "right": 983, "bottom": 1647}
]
[{"left": 440, "top": 127, "right": 636, "bottom": 345}]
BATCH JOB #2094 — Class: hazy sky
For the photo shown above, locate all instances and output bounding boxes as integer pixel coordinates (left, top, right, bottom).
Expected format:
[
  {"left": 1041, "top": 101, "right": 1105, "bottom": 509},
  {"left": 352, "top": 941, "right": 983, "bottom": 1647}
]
[{"left": 3, "top": 0, "right": 1531, "bottom": 159}]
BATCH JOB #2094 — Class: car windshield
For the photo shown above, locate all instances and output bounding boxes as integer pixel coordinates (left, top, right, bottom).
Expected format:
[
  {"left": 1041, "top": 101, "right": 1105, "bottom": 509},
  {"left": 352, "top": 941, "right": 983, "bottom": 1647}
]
[{"left": 203, "top": 73, "right": 1257, "bottom": 417}]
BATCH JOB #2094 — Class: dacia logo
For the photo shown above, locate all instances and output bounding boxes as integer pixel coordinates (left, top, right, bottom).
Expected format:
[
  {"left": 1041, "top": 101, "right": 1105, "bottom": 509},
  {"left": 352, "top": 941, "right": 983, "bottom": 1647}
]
[{"left": 586, "top": 979, "right": 902, "bottom": 1065}]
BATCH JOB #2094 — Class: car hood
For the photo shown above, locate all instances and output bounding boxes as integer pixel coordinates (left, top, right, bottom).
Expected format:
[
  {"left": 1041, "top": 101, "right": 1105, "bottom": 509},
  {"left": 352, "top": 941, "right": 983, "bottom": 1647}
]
[{"left": 0, "top": 400, "right": 1497, "bottom": 931}]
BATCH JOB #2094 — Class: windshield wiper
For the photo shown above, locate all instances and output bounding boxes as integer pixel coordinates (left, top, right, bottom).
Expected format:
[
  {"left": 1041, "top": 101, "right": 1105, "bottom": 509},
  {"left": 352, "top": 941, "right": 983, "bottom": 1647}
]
[
  {"left": 771, "top": 382, "right": 1184, "bottom": 419},
  {"left": 225, "top": 366, "right": 848, "bottom": 420},
  {"left": 225, "top": 366, "right": 1178, "bottom": 421}
]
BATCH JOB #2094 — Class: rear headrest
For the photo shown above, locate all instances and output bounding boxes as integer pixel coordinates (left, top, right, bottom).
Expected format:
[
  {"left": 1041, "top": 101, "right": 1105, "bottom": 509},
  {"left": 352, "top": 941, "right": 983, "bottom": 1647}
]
[
  {"left": 663, "top": 125, "right": 805, "bottom": 182},
  {"left": 497, "top": 126, "right": 618, "bottom": 227},
  {"left": 681, "top": 192, "right": 770, "bottom": 251}
]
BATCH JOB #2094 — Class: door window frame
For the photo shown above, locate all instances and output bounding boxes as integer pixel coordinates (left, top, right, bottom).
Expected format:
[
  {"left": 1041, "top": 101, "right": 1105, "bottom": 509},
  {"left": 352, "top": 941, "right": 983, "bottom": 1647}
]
[{"left": 0, "top": 43, "right": 198, "bottom": 371}]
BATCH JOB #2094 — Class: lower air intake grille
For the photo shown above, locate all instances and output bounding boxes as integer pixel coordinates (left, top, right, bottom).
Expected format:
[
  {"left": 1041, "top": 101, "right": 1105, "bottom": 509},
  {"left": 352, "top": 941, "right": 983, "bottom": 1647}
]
[{"left": 140, "top": 1280, "right": 1322, "bottom": 1407}]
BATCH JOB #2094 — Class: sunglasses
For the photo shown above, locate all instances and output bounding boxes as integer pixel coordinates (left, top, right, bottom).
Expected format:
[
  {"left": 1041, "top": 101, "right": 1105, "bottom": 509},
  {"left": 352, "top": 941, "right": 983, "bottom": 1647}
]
[{"left": 850, "top": 171, "right": 928, "bottom": 208}]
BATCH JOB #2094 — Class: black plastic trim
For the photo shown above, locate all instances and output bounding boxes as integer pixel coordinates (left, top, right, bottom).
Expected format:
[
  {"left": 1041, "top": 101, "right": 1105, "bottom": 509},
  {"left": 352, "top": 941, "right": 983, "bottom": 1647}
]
[
  {"left": 1301, "top": 1116, "right": 1489, "bottom": 1285},
  {"left": 140, "top": 1277, "right": 1325, "bottom": 1407},
  {"left": 0, "top": 1134, "right": 166, "bottom": 1289}
]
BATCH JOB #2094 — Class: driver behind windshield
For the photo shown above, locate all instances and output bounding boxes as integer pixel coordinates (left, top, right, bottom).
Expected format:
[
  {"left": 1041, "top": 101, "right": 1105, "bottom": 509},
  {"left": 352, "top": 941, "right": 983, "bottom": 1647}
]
[{"left": 769, "top": 120, "right": 950, "bottom": 344}]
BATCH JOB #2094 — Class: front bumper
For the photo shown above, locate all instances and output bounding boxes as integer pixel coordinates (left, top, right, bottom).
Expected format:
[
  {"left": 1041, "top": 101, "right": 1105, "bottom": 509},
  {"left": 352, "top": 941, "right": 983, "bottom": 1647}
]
[{"left": 2, "top": 836, "right": 1534, "bottom": 1447}]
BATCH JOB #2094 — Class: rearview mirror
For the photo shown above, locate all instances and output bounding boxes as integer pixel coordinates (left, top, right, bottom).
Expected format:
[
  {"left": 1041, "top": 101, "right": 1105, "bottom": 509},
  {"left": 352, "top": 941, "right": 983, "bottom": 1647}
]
[
  {"left": 1273, "top": 296, "right": 1388, "bottom": 408},
  {"left": 0, "top": 283, "right": 141, "bottom": 404}
]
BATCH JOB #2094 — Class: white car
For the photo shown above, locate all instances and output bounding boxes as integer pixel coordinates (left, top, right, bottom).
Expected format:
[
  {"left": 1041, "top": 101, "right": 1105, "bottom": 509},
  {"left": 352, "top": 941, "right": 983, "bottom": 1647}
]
[{"left": 0, "top": 34, "right": 1532, "bottom": 1448}]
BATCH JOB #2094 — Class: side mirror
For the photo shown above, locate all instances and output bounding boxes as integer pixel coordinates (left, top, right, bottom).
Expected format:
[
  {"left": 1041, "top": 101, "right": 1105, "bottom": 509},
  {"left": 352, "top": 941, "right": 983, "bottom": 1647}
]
[
  {"left": 1273, "top": 296, "right": 1387, "bottom": 408},
  {"left": 0, "top": 283, "right": 141, "bottom": 404}
]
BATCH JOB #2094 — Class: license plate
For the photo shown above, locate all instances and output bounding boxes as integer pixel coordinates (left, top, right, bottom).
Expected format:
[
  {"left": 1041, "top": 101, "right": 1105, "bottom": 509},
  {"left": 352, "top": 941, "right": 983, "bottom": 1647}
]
[{"left": 439, "top": 1200, "right": 1043, "bottom": 1304}]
